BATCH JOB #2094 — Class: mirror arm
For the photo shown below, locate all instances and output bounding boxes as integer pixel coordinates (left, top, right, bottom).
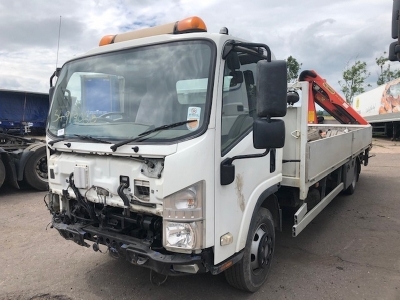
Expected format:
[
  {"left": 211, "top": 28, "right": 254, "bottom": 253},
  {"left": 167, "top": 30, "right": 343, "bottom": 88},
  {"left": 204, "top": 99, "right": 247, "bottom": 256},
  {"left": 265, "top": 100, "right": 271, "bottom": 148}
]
[
  {"left": 222, "top": 42, "right": 235, "bottom": 59},
  {"left": 50, "top": 67, "right": 61, "bottom": 87},
  {"left": 220, "top": 149, "right": 271, "bottom": 186},
  {"left": 222, "top": 148, "right": 270, "bottom": 166},
  {"left": 50, "top": 72, "right": 56, "bottom": 87},
  {"left": 222, "top": 41, "right": 272, "bottom": 62},
  {"left": 235, "top": 42, "right": 271, "bottom": 62}
]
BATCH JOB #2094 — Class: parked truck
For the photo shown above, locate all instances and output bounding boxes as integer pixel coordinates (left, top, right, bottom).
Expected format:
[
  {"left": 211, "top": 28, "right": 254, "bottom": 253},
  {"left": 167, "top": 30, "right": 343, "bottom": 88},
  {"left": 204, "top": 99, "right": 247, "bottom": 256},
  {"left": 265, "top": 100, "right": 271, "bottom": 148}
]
[
  {"left": 353, "top": 78, "right": 400, "bottom": 139},
  {"left": 0, "top": 133, "right": 48, "bottom": 190},
  {"left": 0, "top": 89, "right": 49, "bottom": 135},
  {"left": 0, "top": 90, "right": 49, "bottom": 190},
  {"left": 45, "top": 17, "right": 372, "bottom": 292}
]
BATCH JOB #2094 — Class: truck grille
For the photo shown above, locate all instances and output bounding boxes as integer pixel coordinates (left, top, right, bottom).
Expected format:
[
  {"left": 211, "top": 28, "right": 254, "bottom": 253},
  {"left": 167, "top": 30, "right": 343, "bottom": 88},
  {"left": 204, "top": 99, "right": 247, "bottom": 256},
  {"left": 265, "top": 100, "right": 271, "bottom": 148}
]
[{"left": 134, "top": 180, "right": 150, "bottom": 201}]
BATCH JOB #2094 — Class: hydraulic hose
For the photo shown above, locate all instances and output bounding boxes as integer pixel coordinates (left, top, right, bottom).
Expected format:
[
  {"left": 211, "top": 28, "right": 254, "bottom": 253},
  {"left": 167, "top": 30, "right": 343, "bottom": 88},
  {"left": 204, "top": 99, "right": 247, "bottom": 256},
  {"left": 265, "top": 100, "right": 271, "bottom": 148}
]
[
  {"left": 69, "top": 173, "right": 96, "bottom": 220},
  {"left": 117, "top": 183, "right": 130, "bottom": 217}
]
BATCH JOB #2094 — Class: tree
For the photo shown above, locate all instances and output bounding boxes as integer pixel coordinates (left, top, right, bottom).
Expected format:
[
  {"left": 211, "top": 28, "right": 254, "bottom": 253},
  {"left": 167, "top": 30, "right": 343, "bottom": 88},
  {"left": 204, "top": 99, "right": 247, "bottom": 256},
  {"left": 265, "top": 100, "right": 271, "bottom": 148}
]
[
  {"left": 376, "top": 52, "right": 400, "bottom": 85},
  {"left": 338, "top": 60, "right": 370, "bottom": 105},
  {"left": 286, "top": 56, "right": 302, "bottom": 83}
]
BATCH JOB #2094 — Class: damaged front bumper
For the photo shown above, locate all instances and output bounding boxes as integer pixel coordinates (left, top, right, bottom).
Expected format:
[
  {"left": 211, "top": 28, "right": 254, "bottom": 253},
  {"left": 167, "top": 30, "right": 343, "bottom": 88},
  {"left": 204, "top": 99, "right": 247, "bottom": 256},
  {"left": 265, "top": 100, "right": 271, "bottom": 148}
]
[{"left": 52, "top": 222, "right": 210, "bottom": 276}]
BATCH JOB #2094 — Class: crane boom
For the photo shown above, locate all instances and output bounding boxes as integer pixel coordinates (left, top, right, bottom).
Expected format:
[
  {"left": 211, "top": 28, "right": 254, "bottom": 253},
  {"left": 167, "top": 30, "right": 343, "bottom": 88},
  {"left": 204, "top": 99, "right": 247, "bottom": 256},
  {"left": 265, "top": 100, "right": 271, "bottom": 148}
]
[{"left": 299, "top": 70, "right": 368, "bottom": 125}]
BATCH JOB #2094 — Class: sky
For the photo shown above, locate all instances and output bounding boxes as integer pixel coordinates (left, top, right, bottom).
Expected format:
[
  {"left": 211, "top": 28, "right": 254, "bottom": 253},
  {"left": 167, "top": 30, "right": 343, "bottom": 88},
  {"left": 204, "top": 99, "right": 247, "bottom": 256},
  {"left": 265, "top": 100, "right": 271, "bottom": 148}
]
[{"left": 0, "top": 0, "right": 396, "bottom": 97}]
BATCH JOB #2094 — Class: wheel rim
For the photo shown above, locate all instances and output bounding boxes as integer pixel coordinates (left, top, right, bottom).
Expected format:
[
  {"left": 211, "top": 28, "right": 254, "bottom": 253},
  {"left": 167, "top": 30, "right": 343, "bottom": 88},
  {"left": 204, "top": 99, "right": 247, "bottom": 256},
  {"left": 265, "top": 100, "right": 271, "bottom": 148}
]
[
  {"left": 35, "top": 156, "right": 48, "bottom": 180},
  {"left": 250, "top": 224, "right": 273, "bottom": 274},
  {"left": 351, "top": 165, "right": 357, "bottom": 188}
]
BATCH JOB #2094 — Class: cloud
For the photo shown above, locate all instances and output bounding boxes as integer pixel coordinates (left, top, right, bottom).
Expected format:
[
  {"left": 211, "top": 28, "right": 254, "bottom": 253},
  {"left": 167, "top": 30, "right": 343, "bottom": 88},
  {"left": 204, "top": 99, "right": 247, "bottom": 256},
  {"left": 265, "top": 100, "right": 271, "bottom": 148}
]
[{"left": 0, "top": 0, "right": 396, "bottom": 96}]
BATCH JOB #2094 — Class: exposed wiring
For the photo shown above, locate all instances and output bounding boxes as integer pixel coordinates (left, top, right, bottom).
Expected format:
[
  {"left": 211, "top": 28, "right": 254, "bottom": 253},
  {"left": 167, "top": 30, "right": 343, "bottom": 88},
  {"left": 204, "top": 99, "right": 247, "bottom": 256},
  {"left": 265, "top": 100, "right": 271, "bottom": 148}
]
[
  {"left": 149, "top": 270, "right": 168, "bottom": 286},
  {"left": 45, "top": 221, "right": 52, "bottom": 230},
  {"left": 68, "top": 172, "right": 96, "bottom": 221},
  {"left": 43, "top": 193, "right": 50, "bottom": 210}
]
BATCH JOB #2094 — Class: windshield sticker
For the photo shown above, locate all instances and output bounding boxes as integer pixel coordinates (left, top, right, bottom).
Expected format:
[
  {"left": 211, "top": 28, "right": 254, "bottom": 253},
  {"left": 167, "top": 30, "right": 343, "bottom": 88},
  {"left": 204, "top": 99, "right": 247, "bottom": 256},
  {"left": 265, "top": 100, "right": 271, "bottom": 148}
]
[
  {"left": 187, "top": 107, "right": 201, "bottom": 131},
  {"left": 57, "top": 128, "right": 65, "bottom": 136}
]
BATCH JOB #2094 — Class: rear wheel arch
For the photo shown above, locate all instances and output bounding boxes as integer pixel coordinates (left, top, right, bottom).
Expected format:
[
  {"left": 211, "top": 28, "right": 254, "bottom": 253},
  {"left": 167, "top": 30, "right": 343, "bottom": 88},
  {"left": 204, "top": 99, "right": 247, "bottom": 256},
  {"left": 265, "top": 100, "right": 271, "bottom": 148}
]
[
  {"left": 356, "top": 155, "right": 362, "bottom": 177},
  {"left": 344, "top": 157, "right": 361, "bottom": 195}
]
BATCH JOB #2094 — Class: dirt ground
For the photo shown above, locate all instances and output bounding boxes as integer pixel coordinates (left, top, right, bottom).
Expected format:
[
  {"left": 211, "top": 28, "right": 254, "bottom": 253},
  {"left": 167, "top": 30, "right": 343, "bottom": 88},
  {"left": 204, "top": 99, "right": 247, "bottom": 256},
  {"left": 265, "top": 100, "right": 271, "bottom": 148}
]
[
  {"left": 371, "top": 137, "right": 400, "bottom": 154},
  {"left": 0, "top": 137, "right": 399, "bottom": 300}
]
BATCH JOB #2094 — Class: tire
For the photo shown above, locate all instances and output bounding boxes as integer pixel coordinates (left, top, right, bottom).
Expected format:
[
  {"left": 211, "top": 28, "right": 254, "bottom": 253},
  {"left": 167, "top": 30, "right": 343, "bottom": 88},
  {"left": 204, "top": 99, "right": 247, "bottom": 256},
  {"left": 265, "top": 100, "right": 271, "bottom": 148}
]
[
  {"left": 0, "top": 159, "right": 5, "bottom": 189},
  {"left": 224, "top": 208, "right": 275, "bottom": 292},
  {"left": 344, "top": 161, "right": 359, "bottom": 195},
  {"left": 23, "top": 146, "right": 48, "bottom": 190}
]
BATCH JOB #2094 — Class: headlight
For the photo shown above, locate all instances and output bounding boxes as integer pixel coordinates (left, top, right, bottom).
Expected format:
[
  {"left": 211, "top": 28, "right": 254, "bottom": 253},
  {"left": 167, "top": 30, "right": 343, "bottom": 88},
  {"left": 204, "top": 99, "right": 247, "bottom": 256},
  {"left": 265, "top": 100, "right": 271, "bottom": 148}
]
[
  {"left": 164, "top": 221, "right": 203, "bottom": 253},
  {"left": 163, "top": 181, "right": 205, "bottom": 253},
  {"left": 165, "top": 222, "right": 195, "bottom": 249}
]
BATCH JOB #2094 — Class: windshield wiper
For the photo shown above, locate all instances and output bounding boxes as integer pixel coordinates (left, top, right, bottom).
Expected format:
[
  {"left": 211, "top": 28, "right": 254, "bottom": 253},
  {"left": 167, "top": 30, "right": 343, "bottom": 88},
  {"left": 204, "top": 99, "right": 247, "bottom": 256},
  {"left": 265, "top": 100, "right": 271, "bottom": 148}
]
[
  {"left": 110, "top": 120, "right": 196, "bottom": 152},
  {"left": 48, "top": 134, "right": 111, "bottom": 146},
  {"left": 73, "top": 134, "right": 112, "bottom": 144},
  {"left": 48, "top": 137, "right": 66, "bottom": 146}
]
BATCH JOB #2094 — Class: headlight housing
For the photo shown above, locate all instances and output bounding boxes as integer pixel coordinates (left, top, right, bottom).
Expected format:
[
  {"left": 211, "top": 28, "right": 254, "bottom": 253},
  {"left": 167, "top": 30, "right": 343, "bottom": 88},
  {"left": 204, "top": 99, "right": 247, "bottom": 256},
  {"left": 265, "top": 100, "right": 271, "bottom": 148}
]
[
  {"left": 163, "top": 181, "right": 205, "bottom": 253},
  {"left": 165, "top": 222, "right": 196, "bottom": 249}
]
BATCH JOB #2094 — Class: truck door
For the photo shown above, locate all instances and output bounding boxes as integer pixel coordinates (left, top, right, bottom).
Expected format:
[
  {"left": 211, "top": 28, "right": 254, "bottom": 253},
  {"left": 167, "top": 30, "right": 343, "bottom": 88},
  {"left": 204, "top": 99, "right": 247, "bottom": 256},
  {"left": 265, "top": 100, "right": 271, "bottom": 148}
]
[{"left": 214, "top": 51, "right": 281, "bottom": 264}]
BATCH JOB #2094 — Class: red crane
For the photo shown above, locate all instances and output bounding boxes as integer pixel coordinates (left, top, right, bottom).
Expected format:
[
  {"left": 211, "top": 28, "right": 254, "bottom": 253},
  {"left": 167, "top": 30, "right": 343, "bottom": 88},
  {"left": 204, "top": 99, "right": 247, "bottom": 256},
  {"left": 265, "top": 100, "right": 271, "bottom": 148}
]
[{"left": 299, "top": 70, "right": 369, "bottom": 125}]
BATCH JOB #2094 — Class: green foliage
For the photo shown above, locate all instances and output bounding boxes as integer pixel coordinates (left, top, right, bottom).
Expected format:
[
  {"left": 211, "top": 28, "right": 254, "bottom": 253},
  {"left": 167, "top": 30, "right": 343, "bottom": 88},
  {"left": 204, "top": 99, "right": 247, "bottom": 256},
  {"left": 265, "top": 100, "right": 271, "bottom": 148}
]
[
  {"left": 286, "top": 56, "right": 302, "bottom": 83},
  {"left": 338, "top": 60, "right": 370, "bottom": 105},
  {"left": 376, "top": 52, "right": 400, "bottom": 86}
]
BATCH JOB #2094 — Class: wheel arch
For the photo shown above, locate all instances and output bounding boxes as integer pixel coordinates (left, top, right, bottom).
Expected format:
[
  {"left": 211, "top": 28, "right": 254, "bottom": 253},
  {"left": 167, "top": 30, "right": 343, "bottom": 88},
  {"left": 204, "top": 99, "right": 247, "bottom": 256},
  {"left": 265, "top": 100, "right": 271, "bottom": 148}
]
[
  {"left": 0, "top": 150, "right": 20, "bottom": 189},
  {"left": 235, "top": 184, "right": 280, "bottom": 252},
  {"left": 356, "top": 154, "right": 362, "bottom": 177},
  {"left": 17, "top": 143, "right": 46, "bottom": 181},
  {"left": 260, "top": 193, "right": 281, "bottom": 231}
]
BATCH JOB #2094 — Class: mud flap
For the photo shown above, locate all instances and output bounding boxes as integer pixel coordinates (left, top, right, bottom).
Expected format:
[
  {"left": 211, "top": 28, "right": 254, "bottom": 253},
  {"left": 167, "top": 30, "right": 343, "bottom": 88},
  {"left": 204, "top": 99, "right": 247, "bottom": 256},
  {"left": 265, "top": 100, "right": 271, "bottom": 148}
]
[
  {"left": 1, "top": 153, "right": 20, "bottom": 189},
  {"left": 363, "top": 148, "right": 370, "bottom": 166}
]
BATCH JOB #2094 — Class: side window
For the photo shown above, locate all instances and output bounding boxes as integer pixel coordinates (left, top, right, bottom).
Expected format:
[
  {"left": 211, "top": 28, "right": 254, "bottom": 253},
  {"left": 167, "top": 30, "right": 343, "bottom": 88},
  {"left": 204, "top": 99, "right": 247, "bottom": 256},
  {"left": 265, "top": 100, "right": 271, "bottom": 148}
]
[{"left": 221, "top": 51, "right": 258, "bottom": 155}]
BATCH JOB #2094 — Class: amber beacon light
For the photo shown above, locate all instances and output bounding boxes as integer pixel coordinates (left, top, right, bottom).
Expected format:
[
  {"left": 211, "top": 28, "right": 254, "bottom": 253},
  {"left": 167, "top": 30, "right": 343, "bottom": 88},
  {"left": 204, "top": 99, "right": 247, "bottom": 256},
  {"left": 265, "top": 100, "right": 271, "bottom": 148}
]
[
  {"left": 99, "top": 16, "right": 207, "bottom": 46},
  {"left": 175, "top": 16, "right": 207, "bottom": 33}
]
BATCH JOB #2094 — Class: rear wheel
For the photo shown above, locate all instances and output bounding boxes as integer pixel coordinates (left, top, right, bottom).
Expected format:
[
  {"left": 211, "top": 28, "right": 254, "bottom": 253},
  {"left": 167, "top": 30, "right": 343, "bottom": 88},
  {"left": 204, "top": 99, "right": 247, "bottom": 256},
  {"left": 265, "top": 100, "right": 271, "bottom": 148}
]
[
  {"left": 345, "top": 161, "right": 360, "bottom": 195},
  {"left": 0, "top": 159, "right": 5, "bottom": 188},
  {"left": 224, "top": 208, "right": 275, "bottom": 292},
  {"left": 24, "top": 146, "right": 48, "bottom": 190}
]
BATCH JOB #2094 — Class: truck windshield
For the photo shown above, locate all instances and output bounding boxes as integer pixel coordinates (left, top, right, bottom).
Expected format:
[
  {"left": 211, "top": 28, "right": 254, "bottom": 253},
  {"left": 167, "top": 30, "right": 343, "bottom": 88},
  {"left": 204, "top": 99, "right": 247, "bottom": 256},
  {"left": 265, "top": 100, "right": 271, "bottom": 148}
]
[{"left": 47, "top": 40, "right": 214, "bottom": 142}]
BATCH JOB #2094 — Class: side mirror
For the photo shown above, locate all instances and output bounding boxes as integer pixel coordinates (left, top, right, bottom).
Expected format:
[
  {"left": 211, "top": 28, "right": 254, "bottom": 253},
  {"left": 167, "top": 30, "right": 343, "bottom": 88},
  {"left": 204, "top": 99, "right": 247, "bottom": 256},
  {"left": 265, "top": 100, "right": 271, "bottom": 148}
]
[
  {"left": 253, "top": 60, "right": 287, "bottom": 150},
  {"left": 253, "top": 119, "right": 285, "bottom": 149},
  {"left": 229, "top": 70, "right": 244, "bottom": 85},
  {"left": 256, "top": 60, "right": 287, "bottom": 118},
  {"left": 392, "top": 0, "right": 400, "bottom": 39},
  {"left": 287, "top": 90, "right": 300, "bottom": 105},
  {"left": 390, "top": 0, "right": 400, "bottom": 61},
  {"left": 389, "top": 41, "right": 400, "bottom": 62}
]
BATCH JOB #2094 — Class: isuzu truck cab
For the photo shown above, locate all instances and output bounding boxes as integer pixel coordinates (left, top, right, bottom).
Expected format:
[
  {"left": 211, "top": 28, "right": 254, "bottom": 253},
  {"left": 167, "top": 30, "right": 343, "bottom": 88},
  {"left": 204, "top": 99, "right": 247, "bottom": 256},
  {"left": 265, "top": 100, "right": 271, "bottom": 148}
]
[{"left": 46, "top": 17, "right": 372, "bottom": 292}]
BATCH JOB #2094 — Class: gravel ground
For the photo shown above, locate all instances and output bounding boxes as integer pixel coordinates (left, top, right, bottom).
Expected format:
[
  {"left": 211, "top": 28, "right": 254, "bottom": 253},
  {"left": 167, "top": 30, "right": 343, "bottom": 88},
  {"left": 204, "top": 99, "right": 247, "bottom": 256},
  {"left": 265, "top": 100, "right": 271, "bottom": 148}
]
[{"left": 0, "top": 137, "right": 399, "bottom": 300}]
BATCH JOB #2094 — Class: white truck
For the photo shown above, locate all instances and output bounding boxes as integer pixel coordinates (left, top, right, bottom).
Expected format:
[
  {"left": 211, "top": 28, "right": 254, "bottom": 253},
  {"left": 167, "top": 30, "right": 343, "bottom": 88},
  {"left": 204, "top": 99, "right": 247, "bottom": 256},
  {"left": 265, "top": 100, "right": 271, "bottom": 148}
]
[
  {"left": 46, "top": 17, "right": 372, "bottom": 292},
  {"left": 353, "top": 78, "right": 400, "bottom": 139}
]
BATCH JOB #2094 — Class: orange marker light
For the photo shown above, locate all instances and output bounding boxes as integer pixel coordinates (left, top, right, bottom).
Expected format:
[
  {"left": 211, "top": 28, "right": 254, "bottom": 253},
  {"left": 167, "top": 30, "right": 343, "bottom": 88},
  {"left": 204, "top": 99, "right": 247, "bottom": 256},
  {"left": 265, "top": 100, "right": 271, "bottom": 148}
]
[
  {"left": 99, "top": 35, "right": 115, "bottom": 46},
  {"left": 98, "top": 17, "right": 207, "bottom": 46},
  {"left": 176, "top": 16, "right": 207, "bottom": 33}
]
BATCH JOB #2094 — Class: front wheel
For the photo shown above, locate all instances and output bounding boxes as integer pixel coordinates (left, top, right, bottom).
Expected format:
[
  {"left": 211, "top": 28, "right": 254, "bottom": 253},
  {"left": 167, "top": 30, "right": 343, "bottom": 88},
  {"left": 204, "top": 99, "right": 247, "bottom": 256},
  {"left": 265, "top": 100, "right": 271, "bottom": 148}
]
[{"left": 224, "top": 208, "right": 275, "bottom": 292}]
